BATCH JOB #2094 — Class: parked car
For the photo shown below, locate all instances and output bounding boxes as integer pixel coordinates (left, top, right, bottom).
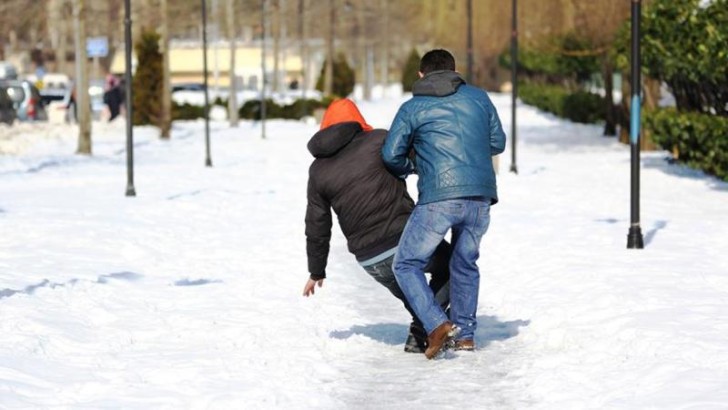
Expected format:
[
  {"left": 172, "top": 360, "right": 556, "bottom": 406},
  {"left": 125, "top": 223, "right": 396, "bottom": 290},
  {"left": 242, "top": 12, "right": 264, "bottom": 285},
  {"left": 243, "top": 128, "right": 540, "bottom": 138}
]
[
  {"left": 172, "top": 82, "right": 206, "bottom": 93},
  {"left": 0, "top": 61, "right": 18, "bottom": 80},
  {"left": 2, "top": 80, "right": 48, "bottom": 121},
  {"left": 25, "top": 73, "right": 71, "bottom": 105},
  {"left": 0, "top": 85, "right": 18, "bottom": 125}
]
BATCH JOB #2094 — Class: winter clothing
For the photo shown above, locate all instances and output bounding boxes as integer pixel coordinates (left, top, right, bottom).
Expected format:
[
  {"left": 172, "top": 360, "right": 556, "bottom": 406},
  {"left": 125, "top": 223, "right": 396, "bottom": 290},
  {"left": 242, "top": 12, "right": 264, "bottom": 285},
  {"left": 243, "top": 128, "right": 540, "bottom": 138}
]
[
  {"left": 305, "top": 98, "right": 452, "bottom": 353},
  {"left": 393, "top": 198, "right": 491, "bottom": 341},
  {"left": 319, "top": 98, "right": 373, "bottom": 132},
  {"left": 382, "top": 70, "right": 506, "bottom": 205},
  {"left": 103, "top": 74, "right": 123, "bottom": 122},
  {"left": 306, "top": 122, "right": 414, "bottom": 279},
  {"left": 382, "top": 64, "right": 505, "bottom": 349}
]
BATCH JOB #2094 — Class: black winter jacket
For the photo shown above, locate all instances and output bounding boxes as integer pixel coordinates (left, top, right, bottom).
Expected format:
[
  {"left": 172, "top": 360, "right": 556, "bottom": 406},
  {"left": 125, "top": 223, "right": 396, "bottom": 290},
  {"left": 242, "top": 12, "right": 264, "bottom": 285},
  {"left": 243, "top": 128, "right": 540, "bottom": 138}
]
[{"left": 305, "top": 122, "right": 414, "bottom": 280}]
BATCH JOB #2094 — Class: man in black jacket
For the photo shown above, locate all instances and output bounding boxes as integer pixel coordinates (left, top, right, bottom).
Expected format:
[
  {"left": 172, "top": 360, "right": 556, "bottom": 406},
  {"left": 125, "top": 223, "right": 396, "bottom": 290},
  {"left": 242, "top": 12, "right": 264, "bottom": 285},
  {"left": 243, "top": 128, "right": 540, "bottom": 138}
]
[{"left": 303, "top": 98, "right": 451, "bottom": 353}]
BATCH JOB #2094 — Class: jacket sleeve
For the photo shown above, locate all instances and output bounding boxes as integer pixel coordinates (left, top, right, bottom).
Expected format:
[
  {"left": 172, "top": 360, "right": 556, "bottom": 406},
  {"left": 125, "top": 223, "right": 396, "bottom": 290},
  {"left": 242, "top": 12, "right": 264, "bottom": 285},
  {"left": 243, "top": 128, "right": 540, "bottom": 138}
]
[
  {"left": 487, "top": 98, "right": 507, "bottom": 156},
  {"left": 305, "top": 170, "right": 332, "bottom": 280},
  {"left": 382, "top": 106, "right": 416, "bottom": 178}
]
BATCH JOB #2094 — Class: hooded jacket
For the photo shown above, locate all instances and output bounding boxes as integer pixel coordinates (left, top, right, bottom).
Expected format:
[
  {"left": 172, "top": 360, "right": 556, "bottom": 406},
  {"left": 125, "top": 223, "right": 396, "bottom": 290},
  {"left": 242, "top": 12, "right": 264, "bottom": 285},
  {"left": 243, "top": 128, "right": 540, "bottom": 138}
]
[
  {"left": 382, "top": 70, "right": 506, "bottom": 205},
  {"left": 305, "top": 100, "right": 414, "bottom": 280}
]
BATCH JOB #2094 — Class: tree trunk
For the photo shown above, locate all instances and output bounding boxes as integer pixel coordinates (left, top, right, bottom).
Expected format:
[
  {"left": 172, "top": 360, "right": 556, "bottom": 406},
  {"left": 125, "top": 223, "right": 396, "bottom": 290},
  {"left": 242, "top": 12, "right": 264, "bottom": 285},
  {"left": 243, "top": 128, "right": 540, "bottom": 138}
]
[
  {"left": 379, "top": 0, "right": 388, "bottom": 97},
  {"left": 602, "top": 57, "right": 616, "bottom": 136},
  {"left": 357, "top": 0, "right": 371, "bottom": 100},
  {"left": 643, "top": 76, "right": 660, "bottom": 110},
  {"left": 298, "top": 0, "right": 308, "bottom": 97},
  {"left": 272, "top": 0, "right": 280, "bottom": 93},
  {"left": 324, "top": 0, "right": 334, "bottom": 96},
  {"left": 227, "top": 0, "right": 239, "bottom": 127},
  {"left": 159, "top": 0, "right": 172, "bottom": 138},
  {"left": 74, "top": 0, "right": 92, "bottom": 154},
  {"left": 618, "top": 72, "right": 631, "bottom": 145}
]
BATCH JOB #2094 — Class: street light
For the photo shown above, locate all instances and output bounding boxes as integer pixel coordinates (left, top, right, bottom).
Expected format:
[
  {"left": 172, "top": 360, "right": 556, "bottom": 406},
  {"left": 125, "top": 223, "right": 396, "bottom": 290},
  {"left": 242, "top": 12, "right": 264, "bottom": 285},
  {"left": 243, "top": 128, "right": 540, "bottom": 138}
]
[
  {"left": 261, "top": 0, "right": 268, "bottom": 139},
  {"left": 124, "top": 0, "right": 136, "bottom": 197},
  {"left": 510, "top": 0, "right": 518, "bottom": 174},
  {"left": 466, "top": 0, "right": 473, "bottom": 84},
  {"left": 627, "top": 0, "right": 644, "bottom": 248},
  {"left": 202, "top": 0, "right": 212, "bottom": 166}
]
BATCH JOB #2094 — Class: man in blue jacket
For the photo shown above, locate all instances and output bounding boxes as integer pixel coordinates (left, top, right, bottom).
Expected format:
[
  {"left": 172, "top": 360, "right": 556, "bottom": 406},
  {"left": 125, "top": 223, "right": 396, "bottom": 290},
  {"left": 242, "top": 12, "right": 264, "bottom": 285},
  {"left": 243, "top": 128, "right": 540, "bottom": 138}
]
[{"left": 382, "top": 49, "right": 506, "bottom": 359}]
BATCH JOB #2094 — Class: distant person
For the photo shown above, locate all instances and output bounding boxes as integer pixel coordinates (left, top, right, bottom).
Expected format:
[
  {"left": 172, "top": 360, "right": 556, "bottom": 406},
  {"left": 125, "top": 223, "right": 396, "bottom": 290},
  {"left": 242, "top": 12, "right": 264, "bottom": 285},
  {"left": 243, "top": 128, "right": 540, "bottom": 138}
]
[
  {"left": 303, "top": 98, "right": 452, "bottom": 353},
  {"left": 103, "top": 73, "right": 122, "bottom": 121},
  {"left": 64, "top": 82, "right": 77, "bottom": 123},
  {"left": 382, "top": 49, "right": 506, "bottom": 359}
]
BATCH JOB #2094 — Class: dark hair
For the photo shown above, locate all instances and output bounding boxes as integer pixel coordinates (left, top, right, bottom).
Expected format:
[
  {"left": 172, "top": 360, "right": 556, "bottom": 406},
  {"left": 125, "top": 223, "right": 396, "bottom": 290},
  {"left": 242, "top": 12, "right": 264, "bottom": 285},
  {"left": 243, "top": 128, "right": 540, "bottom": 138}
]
[{"left": 419, "top": 49, "right": 456, "bottom": 74}]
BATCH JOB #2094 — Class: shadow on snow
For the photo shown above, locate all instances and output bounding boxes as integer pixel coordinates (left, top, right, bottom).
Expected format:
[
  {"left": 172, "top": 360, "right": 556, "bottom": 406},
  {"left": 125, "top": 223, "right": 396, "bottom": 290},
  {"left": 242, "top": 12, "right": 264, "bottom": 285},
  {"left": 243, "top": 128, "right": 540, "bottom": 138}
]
[
  {"left": 0, "top": 271, "right": 143, "bottom": 300},
  {"left": 329, "top": 315, "right": 530, "bottom": 348}
]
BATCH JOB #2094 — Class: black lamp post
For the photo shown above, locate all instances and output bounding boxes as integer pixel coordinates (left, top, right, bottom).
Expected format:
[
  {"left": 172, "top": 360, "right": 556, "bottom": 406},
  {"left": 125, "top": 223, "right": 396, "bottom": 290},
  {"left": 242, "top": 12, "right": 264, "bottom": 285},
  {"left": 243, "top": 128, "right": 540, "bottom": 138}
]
[
  {"left": 627, "top": 0, "right": 644, "bottom": 248},
  {"left": 261, "top": 0, "right": 268, "bottom": 139},
  {"left": 466, "top": 0, "right": 473, "bottom": 83},
  {"left": 509, "top": 0, "right": 518, "bottom": 174},
  {"left": 202, "top": 0, "right": 212, "bottom": 166},
  {"left": 124, "top": 0, "right": 136, "bottom": 196}
]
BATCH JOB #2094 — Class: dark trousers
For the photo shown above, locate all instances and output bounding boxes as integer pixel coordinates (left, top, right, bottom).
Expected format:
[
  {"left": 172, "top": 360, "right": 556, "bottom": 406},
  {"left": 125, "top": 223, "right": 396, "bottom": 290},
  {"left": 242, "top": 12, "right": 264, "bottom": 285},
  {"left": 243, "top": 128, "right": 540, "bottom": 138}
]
[{"left": 362, "top": 240, "right": 451, "bottom": 330}]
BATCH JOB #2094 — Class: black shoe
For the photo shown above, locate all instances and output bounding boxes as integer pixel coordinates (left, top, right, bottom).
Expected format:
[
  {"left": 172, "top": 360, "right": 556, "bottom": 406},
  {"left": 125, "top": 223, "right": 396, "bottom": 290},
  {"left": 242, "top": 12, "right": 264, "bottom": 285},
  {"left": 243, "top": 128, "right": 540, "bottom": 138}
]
[{"left": 403, "top": 323, "right": 427, "bottom": 353}]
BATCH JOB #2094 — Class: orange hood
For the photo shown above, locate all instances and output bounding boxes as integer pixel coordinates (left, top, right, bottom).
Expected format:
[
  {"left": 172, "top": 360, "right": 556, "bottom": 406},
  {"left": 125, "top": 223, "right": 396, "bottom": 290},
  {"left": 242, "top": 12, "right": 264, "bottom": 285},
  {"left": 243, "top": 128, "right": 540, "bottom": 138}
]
[{"left": 319, "top": 99, "right": 373, "bottom": 132}]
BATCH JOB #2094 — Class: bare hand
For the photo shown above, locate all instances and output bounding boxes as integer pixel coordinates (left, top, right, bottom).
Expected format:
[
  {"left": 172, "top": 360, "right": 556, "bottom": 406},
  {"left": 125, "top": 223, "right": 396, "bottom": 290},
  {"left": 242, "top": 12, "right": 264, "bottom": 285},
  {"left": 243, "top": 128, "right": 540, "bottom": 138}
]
[{"left": 303, "top": 278, "right": 324, "bottom": 297}]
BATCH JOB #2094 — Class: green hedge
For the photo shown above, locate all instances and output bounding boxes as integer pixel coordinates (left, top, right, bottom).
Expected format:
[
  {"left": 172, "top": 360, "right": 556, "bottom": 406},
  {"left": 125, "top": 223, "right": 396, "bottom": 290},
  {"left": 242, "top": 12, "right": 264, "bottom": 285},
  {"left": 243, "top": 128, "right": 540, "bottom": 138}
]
[
  {"left": 238, "top": 98, "right": 333, "bottom": 120},
  {"left": 172, "top": 102, "right": 205, "bottom": 120},
  {"left": 500, "top": 32, "right": 600, "bottom": 86},
  {"left": 172, "top": 97, "right": 333, "bottom": 121},
  {"left": 644, "top": 108, "right": 728, "bottom": 181},
  {"left": 519, "top": 83, "right": 605, "bottom": 124}
]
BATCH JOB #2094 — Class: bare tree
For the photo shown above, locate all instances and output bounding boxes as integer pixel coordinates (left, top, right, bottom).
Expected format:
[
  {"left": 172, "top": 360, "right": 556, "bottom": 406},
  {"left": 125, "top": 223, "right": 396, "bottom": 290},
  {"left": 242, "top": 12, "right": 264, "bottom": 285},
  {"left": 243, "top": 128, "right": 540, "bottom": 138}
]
[
  {"left": 227, "top": 0, "right": 239, "bottom": 127},
  {"left": 73, "top": 0, "right": 92, "bottom": 154},
  {"left": 324, "top": 0, "right": 334, "bottom": 96},
  {"left": 160, "top": 0, "right": 172, "bottom": 138}
]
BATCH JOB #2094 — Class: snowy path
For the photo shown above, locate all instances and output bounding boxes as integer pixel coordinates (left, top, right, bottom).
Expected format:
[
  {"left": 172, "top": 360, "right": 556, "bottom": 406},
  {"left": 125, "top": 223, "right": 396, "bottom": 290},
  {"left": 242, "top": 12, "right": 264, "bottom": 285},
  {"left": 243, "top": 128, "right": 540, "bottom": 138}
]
[{"left": 1, "top": 94, "right": 727, "bottom": 408}]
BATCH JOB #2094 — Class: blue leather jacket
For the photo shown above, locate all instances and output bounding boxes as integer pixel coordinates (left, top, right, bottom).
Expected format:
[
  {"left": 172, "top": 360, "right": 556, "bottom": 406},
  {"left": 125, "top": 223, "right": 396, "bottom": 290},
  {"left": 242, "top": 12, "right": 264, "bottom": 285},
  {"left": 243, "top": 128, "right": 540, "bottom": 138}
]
[{"left": 382, "top": 70, "right": 506, "bottom": 205}]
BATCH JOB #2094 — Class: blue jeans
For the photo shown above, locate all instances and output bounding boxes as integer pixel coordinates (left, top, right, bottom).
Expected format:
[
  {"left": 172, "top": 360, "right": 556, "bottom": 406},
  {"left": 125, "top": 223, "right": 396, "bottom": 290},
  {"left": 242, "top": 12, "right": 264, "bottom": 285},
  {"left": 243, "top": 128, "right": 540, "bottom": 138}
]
[
  {"left": 362, "top": 241, "right": 451, "bottom": 327},
  {"left": 393, "top": 198, "right": 491, "bottom": 340}
]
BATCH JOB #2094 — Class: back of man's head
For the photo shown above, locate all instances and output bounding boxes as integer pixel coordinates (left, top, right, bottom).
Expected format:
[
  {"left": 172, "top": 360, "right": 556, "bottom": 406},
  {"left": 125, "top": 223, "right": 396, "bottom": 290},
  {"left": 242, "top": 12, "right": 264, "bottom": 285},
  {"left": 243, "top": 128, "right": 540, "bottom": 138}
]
[{"left": 419, "top": 49, "right": 456, "bottom": 74}]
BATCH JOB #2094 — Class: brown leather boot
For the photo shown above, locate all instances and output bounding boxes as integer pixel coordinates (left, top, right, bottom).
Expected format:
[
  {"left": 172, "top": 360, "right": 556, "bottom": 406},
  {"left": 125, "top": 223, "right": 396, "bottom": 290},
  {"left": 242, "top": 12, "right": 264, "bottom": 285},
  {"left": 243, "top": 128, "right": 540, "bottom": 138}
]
[
  {"left": 424, "top": 321, "right": 460, "bottom": 359},
  {"left": 453, "top": 339, "right": 475, "bottom": 351}
]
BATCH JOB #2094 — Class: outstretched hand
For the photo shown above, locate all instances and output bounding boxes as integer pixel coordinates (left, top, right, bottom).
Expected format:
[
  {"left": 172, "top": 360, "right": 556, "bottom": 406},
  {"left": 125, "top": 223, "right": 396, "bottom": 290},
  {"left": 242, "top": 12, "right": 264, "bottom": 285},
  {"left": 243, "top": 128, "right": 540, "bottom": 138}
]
[{"left": 303, "top": 278, "right": 324, "bottom": 297}]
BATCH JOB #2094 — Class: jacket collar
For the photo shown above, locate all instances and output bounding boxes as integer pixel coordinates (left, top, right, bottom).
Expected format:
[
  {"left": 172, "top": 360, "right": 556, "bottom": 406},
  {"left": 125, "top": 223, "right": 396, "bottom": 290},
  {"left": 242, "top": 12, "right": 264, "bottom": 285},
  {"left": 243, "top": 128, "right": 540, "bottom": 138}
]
[{"left": 412, "top": 70, "right": 465, "bottom": 97}]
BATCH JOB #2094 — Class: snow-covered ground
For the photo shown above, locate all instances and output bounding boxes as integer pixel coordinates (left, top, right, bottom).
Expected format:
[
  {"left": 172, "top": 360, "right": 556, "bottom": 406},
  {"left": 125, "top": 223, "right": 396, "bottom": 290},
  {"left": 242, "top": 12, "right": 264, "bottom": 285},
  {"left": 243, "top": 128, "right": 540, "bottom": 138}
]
[{"left": 1, "top": 88, "right": 727, "bottom": 409}]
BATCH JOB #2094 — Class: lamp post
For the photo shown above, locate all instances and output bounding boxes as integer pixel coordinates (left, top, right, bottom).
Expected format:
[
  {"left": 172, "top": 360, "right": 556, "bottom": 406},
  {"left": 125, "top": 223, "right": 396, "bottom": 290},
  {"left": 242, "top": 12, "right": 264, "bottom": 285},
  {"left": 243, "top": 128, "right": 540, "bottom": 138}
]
[
  {"left": 202, "top": 0, "right": 212, "bottom": 166},
  {"left": 261, "top": 0, "right": 268, "bottom": 139},
  {"left": 627, "top": 0, "right": 644, "bottom": 248},
  {"left": 466, "top": 0, "right": 473, "bottom": 84},
  {"left": 124, "top": 0, "right": 135, "bottom": 196},
  {"left": 509, "top": 0, "right": 518, "bottom": 174}
]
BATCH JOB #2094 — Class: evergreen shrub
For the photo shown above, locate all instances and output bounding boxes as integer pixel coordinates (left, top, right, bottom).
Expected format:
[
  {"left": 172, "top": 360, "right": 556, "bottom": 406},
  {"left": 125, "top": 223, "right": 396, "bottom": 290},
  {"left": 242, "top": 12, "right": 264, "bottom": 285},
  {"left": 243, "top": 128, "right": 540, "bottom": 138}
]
[
  {"left": 645, "top": 108, "right": 728, "bottom": 181},
  {"left": 519, "top": 83, "right": 605, "bottom": 124},
  {"left": 172, "top": 102, "right": 205, "bottom": 120},
  {"left": 132, "top": 30, "right": 163, "bottom": 126},
  {"left": 401, "top": 49, "right": 421, "bottom": 92},
  {"left": 315, "top": 53, "right": 355, "bottom": 97}
]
